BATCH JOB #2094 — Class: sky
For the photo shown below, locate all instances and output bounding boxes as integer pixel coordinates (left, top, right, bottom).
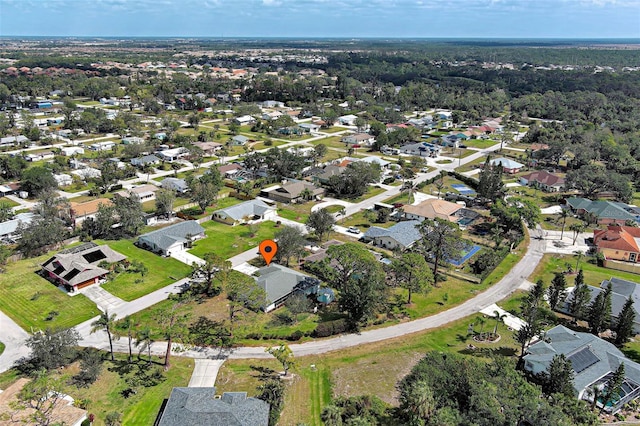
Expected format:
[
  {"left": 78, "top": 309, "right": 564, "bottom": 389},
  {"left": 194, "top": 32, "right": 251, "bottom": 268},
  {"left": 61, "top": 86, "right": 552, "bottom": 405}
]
[{"left": 1, "top": 0, "right": 639, "bottom": 39}]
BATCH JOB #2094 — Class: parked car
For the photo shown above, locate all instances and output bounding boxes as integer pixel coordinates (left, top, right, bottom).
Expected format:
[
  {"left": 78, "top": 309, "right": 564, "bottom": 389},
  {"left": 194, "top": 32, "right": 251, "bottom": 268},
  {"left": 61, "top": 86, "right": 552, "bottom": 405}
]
[{"left": 347, "top": 226, "right": 360, "bottom": 234}]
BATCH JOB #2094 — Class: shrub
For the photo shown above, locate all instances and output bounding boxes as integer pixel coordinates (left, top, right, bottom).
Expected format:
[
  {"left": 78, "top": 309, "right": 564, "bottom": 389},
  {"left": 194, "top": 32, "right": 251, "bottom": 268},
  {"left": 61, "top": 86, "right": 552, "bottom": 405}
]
[
  {"left": 286, "top": 330, "right": 304, "bottom": 341},
  {"left": 312, "top": 319, "right": 348, "bottom": 338}
]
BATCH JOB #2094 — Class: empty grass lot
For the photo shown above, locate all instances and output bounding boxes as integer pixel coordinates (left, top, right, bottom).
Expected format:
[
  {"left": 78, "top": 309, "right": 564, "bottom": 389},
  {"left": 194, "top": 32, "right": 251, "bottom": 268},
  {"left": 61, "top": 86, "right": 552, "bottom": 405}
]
[
  {"left": 0, "top": 197, "right": 19, "bottom": 207},
  {"left": 463, "top": 138, "right": 499, "bottom": 149},
  {"left": 0, "top": 251, "right": 99, "bottom": 330},
  {"left": 529, "top": 254, "right": 640, "bottom": 288},
  {"left": 98, "top": 239, "right": 192, "bottom": 301},
  {"left": 189, "top": 220, "right": 280, "bottom": 259}
]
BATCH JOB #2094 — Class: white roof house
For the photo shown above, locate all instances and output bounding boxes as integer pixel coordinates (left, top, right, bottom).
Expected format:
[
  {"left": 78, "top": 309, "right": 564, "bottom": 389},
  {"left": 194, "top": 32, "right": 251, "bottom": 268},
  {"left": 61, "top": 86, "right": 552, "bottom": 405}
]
[
  {"left": 60, "top": 146, "right": 84, "bottom": 156},
  {"left": 338, "top": 114, "right": 358, "bottom": 126}
]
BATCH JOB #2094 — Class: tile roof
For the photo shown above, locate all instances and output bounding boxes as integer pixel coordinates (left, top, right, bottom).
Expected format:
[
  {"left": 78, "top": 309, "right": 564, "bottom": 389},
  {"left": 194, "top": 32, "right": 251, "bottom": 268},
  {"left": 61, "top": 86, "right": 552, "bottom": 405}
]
[
  {"left": 403, "top": 199, "right": 461, "bottom": 221},
  {"left": 157, "top": 388, "right": 269, "bottom": 426},
  {"left": 519, "top": 170, "right": 565, "bottom": 186},
  {"left": 594, "top": 226, "right": 640, "bottom": 253}
]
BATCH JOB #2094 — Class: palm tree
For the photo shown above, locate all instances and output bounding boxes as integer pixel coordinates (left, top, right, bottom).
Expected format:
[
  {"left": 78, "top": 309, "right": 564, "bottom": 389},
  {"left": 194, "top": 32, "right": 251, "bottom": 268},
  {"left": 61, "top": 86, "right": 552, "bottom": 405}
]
[
  {"left": 401, "top": 378, "right": 436, "bottom": 423},
  {"left": 475, "top": 316, "right": 486, "bottom": 339},
  {"left": 574, "top": 250, "right": 584, "bottom": 271},
  {"left": 135, "top": 327, "right": 154, "bottom": 363},
  {"left": 569, "top": 223, "right": 586, "bottom": 245},
  {"left": 300, "top": 187, "right": 313, "bottom": 202},
  {"left": 492, "top": 310, "right": 507, "bottom": 337},
  {"left": 402, "top": 180, "right": 417, "bottom": 204},
  {"left": 115, "top": 316, "right": 134, "bottom": 363},
  {"left": 91, "top": 310, "right": 118, "bottom": 361},
  {"left": 559, "top": 208, "right": 569, "bottom": 240}
]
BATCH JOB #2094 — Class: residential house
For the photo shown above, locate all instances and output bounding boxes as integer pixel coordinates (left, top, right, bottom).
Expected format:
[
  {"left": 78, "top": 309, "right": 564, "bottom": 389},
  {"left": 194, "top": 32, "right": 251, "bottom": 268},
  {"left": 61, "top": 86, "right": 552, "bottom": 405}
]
[
  {"left": 489, "top": 157, "right": 524, "bottom": 174},
  {"left": 230, "top": 135, "right": 249, "bottom": 146},
  {"left": 560, "top": 277, "right": 640, "bottom": 334},
  {"left": 25, "top": 151, "right": 55, "bottom": 162},
  {"left": 131, "top": 154, "right": 160, "bottom": 168},
  {"left": 53, "top": 173, "right": 73, "bottom": 187},
  {"left": 88, "top": 141, "right": 116, "bottom": 152},
  {"left": 69, "top": 198, "right": 112, "bottom": 224},
  {"left": 310, "top": 165, "right": 346, "bottom": 185},
  {"left": 440, "top": 134, "right": 460, "bottom": 148},
  {"left": 193, "top": 141, "right": 223, "bottom": 156},
  {"left": 153, "top": 132, "right": 167, "bottom": 141},
  {"left": 0, "top": 183, "right": 19, "bottom": 197},
  {"left": 121, "top": 136, "right": 145, "bottom": 145},
  {"left": 137, "top": 220, "right": 205, "bottom": 256},
  {"left": 161, "top": 177, "right": 189, "bottom": 194},
  {"left": 337, "top": 114, "right": 358, "bottom": 126},
  {"left": 400, "top": 142, "right": 440, "bottom": 157},
  {"left": 155, "top": 388, "right": 269, "bottom": 426},
  {"left": 157, "top": 147, "right": 188, "bottom": 162},
  {"left": 115, "top": 184, "right": 159, "bottom": 202},
  {"left": 212, "top": 199, "right": 277, "bottom": 226},
  {"left": 519, "top": 170, "right": 565, "bottom": 192},
  {"left": 42, "top": 244, "right": 126, "bottom": 292},
  {"left": 262, "top": 111, "right": 283, "bottom": 121},
  {"left": 403, "top": 199, "right": 462, "bottom": 222},
  {"left": 255, "top": 264, "right": 321, "bottom": 312},
  {"left": 594, "top": 226, "right": 640, "bottom": 263},
  {"left": 0, "top": 212, "right": 35, "bottom": 243},
  {"left": 260, "top": 100, "right": 285, "bottom": 108},
  {"left": 233, "top": 115, "right": 256, "bottom": 125},
  {"left": 523, "top": 325, "right": 640, "bottom": 414},
  {"left": 261, "top": 181, "right": 324, "bottom": 204},
  {"left": 341, "top": 133, "right": 375, "bottom": 146},
  {"left": 219, "top": 163, "right": 244, "bottom": 178},
  {"left": 60, "top": 146, "right": 84, "bottom": 156},
  {"left": 566, "top": 198, "right": 638, "bottom": 225},
  {"left": 358, "top": 156, "right": 390, "bottom": 169},
  {"left": 0, "top": 378, "right": 88, "bottom": 426},
  {"left": 71, "top": 167, "right": 101, "bottom": 181},
  {"left": 0, "top": 135, "right": 28, "bottom": 148},
  {"left": 298, "top": 123, "right": 320, "bottom": 133},
  {"left": 363, "top": 220, "right": 422, "bottom": 250}
]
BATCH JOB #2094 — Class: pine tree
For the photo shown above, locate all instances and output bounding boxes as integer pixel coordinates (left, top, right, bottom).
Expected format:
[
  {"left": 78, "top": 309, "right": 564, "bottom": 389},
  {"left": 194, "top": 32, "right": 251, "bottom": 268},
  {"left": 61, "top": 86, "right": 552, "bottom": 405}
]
[
  {"left": 547, "top": 272, "right": 566, "bottom": 310},
  {"left": 544, "top": 354, "right": 575, "bottom": 397},
  {"left": 615, "top": 296, "right": 636, "bottom": 346},
  {"left": 569, "top": 269, "right": 591, "bottom": 323},
  {"left": 587, "top": 292, "right": 606, "bottom": 334}
]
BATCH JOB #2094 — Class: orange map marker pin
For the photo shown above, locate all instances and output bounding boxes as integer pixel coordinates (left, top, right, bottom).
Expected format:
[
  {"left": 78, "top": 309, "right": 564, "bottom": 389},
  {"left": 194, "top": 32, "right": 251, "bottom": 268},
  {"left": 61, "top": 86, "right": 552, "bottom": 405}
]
[{"left": 259, "top": 239, "right": 278, "bottom": 265}]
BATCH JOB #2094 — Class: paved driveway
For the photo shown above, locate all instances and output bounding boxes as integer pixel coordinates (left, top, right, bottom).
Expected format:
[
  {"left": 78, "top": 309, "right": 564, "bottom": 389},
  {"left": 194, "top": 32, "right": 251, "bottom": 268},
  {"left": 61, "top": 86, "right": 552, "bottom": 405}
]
[
  {"left": 188, "top": 359, "right": 226, "bottom": 387},
  {"left": 79, "top": 285, "right": 126, "bottom": 313}
]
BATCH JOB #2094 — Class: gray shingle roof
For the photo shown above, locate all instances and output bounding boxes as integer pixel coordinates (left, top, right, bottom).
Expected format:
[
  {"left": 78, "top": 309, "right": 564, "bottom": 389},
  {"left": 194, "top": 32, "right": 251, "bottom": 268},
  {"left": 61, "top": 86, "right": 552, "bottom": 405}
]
[
  {"left": 138, "top": 221, "right": 205, "bottom": 252},
  {"left": 0, "top": 213, "right": 35, "bottom": 238},
  {"left": 363, "top": 220, "right": 422, "bottom": 248},
  {"left": 255, "top": 264, "right": 312, "bottom": 305},
  {"left": 157, "top": 388, "right": 269, "bottom": 426},
  {"left": 524, "top": 325, "right": 640, "bottom": 396},
  {"left": 214, "top": 200, "right": 275, "bottom": 221},
  {"left": 41, "top": 245, "right": 126, "bottom": 286}
]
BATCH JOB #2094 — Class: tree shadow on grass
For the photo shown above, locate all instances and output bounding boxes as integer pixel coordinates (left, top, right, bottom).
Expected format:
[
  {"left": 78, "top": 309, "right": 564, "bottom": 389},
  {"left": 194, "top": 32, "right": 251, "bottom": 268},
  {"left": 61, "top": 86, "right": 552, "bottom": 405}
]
[
  {"left": 458, "top": 346, "right": 518, "bottom": 358},
  {"left": 250, "top": 364, "right": 279, "bottom": 380}
]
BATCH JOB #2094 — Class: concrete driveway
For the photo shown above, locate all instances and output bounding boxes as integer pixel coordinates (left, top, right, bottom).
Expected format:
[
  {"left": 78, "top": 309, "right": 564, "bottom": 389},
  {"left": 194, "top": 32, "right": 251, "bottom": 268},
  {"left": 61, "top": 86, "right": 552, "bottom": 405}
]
[
  {"left": 188, "top": 359, "right": 226, "bottom": 387},
  {"left": 79, "top": 285, "right": 125, "bottom": 313}
]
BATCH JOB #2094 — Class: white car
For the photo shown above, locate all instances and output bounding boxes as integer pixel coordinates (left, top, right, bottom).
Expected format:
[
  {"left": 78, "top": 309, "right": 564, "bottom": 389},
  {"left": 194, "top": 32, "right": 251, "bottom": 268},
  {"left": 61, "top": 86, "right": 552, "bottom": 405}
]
[{"left": 347, "top": 226, "right": 360, "bottom": 234}]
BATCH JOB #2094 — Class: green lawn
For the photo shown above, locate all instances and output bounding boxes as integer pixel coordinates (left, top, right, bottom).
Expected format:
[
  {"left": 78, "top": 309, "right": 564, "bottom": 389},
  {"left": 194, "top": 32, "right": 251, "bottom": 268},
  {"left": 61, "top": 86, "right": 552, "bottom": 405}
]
[
  {"left": 530, "top": 254, "right": 640, "bottom": 287},
  {"left": 349, "top": 186, "right": 386, "bottom": 203},
  {"left": 98, "top": 239, "right": 192, "bottom": 301},
  {"left": 464, "top": 139, "right": 499, "bottom": 149},
  {"left": 189, "top": 220, "right": 280, "bottom": 259},
  {"left": 454, "top": 154, "right": 487, "bottom": 173},
  {"left": 0, "top": 250, "right": 99, "bottom": 330},
  {"left": 322, "top": 126, "right": 348, "bottom": 134},
  {"left": 0, "top": 341, "right": 5, "bottom": 356},
  {"left": 309, "top": 136, "right": 345, "bottom": 149},
  {"left": 0, "top": 197, "right": 19, "bottom": 207}
]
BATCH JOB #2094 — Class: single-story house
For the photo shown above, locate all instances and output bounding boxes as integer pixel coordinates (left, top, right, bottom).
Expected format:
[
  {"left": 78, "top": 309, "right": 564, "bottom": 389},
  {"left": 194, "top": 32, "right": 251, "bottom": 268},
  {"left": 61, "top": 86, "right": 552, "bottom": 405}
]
[
  {"left": 0, "top": 212, "right": 35, "bottom": 242},
  {"left": 70, "top": 198, "right": 112, "bottom": 224},
  {"left": 523, "top": 325, "right": 640, "bottom": 414},
  {"left": 262, "top": 111, "right": 283, "bottom": 121},
  {"left": 341, "top": 133, "right": 375, "bottom": 146},
  {"left": 161, "top": 177, "right": 189, "bottom": 194},
  {"left": 157, "top": 147, "right": 188, "bottom": 162},
  {"left": 233, "top": 115, "right": 256, "bottom": 125},
  {"left": 519, "top": 170, "right": 565, "bottom": 192},
  {"left": 0, "top": 378, "right": 88, "bottom": 426},
  {"left": 261, "top": 181, "right": 324, "bottom": 204},
  {"left": 53, "top": 173, "right": 73, "bottom": 187},
  {"left": 137, "top": 220, "right": 205, "bottom": 256},
  {"left": 310, "top": 165, "right": 346, "bottom": 185},
  {"left": 0, "top": 135, "right": 28, "bottom": 148},
  {"left": 115, "top": 184, "right": 159, "bottom": 202},
  {"left": 594, "top": 226, "right": 640, "bottom": 263},
  {"left": 71, "top": 167, "right": 101, "bottom": 181},
  {"left": 402, "top": 199, "right": 462, "bottom": 222},
  {"left": 358, "top": 156, "right": 390, "bottom": 169},
  {"left": 193, "top": 141, "right": 223, "bottom": 156},
  {"left": 60, "top": 146, "right": 84, "bottom": 156},
  {"left": 254, "top": 264, "right": 321, "bottom": 312},
  {"left": 212, "top": 199, "right": 276, "bottom": 226},
  {"left": 121, "top": 136, "right": 144, "bottom": 145},
  {"left": 566, "top": 198, "right": 638, "bottom": 225},
  {"left": 298, "top": 123, "right": 320, "bottom": 133},
  {"left": 338, "top": 114, "right": 358, "bottom": 126},
  {"left": 400, "top": 142, "right": 440, "bottom": 157},
  {"left": 131, "top": 154, "right": 161, "bottom": 168},
  {"left": 230, "top": 135, "right": 249, "bottom": 146},
  {"left": 153, "top": 132, "right": 167, "bottom": 140},
  {"left": 155, "top": 388, "right": 269, "bottom": 426},
  {"left": 89, "top": 141, "right": 116, "bottom": 152},
  {"left": 218, "top": 163, "right": 244, "bottom": 178},
  {"left": 42, "top": 244, "right": 126, "bottom": 292},
  {"left": 363, "top": 220, "right": 422, "bottom": 250},
  {"left": 25, "top": 151, "right": 55, "bottom": 162},
  {"left": 559, "top": 277, "right": 640, "bottom": 334},
  {"left": 489, "top": 157, "right": 524, "bottom": 174},
  {"left": 440, "top": 134, "right": 460, "bottom": 148},
  {"left": 261, "top": 100, "right": 285, "bottom": 108}
]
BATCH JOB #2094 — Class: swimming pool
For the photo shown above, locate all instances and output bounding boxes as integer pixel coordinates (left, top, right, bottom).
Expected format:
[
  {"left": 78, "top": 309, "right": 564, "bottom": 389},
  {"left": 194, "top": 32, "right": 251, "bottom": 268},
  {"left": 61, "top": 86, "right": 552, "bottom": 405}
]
[{"left": 448, "top": 245, "right": 482, "bottom": 266}]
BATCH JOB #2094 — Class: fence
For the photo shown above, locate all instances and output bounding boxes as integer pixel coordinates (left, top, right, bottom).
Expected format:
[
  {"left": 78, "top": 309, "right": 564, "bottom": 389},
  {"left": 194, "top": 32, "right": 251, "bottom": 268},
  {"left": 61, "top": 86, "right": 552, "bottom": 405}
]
[{"left": 604, "top": 259, "right": 640, "bottom": 276}]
